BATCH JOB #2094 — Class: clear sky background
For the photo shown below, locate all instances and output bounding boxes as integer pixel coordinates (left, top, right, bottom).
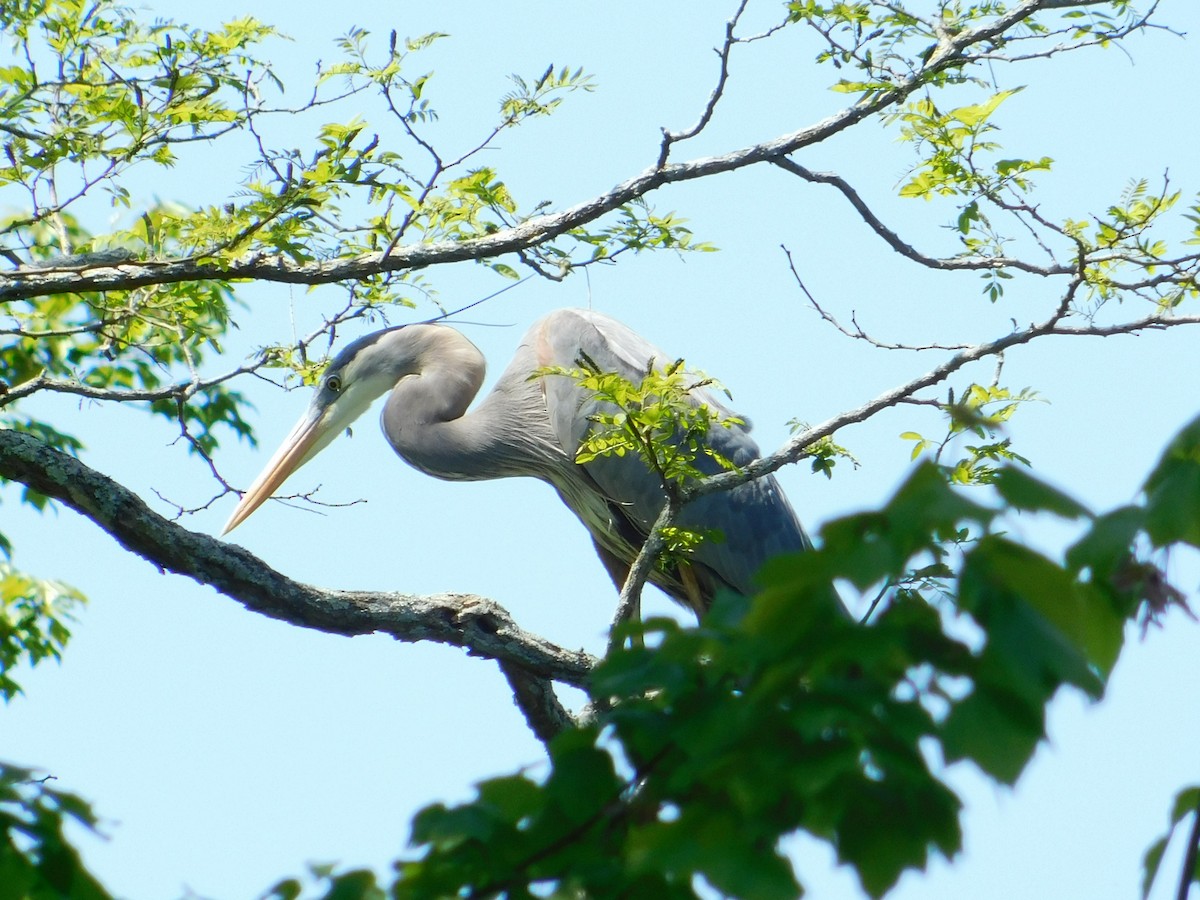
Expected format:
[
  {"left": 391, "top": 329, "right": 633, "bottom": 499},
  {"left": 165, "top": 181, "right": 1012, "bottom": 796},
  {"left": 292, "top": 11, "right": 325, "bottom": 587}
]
[{"left": 5, "top": 2, "right": 1200, "bottom": 898}]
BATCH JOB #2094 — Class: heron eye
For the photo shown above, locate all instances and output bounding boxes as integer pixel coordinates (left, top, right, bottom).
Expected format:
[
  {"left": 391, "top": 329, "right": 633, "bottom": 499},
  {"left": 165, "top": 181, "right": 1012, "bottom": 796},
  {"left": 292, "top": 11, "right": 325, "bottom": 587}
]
[{"left": 326, "top": 375, "right": 342, "bottom": 393}]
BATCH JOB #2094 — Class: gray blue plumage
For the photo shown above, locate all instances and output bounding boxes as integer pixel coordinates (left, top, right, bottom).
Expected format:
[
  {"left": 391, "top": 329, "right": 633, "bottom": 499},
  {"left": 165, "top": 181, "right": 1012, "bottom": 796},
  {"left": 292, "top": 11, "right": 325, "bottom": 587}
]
[
  {"left": 224, "top": 308, "right": 814, "bottom": 614},
  {"left": 534, "top": 310, "right": 811, "bottom": 610}
]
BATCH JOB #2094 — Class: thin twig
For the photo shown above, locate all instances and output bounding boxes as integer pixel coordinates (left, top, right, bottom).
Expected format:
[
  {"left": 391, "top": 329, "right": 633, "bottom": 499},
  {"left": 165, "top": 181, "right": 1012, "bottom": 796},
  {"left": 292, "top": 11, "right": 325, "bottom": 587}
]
[
  {"left": 657, "top": 0, "right": 751, "bottom": 168},
  {"left": 771, "top": 158, "right": 1070, "bottom": 277},
  {"left": 782, "top": 245, "right": 972, "bottom": 350}
]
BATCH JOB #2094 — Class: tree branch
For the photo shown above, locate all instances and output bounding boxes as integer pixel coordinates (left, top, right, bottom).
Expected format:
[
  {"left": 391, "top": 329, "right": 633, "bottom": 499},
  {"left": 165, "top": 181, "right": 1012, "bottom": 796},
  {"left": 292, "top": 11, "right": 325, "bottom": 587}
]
[
  {"left": 0, "top": 428, "right": 596, "bottom": 688},
  {"left": 656, "top": 0, "right": 752, "bottom": 168},
  {"left": 771, "top": 158, "right": 1070, "bottom": 276},
  {"left": 685, "top": 307, "right": 1200, "bottom": 505},
  {"left": 782, "top": 244, "right": 973, "bottom": 350},
  {"left": 609, "top": 497, "right": 679, "bottom": 652},
  {"left": 498, "top": 661, "right": 577, "bottom": 749},
  {"left": 0, "top": 0, "right": 1082, "bottom": 304}
]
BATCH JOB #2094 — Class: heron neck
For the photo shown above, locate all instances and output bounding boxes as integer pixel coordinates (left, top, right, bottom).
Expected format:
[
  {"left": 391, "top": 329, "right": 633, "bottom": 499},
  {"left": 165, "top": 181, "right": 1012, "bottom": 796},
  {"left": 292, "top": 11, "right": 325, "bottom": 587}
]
[{"left": 380, "top": 328, "right": 558, "bottom": 481}]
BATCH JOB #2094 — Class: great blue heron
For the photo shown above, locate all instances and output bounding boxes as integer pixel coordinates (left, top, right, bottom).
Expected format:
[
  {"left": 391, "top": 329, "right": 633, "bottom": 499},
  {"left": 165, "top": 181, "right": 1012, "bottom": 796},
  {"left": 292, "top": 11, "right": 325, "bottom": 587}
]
[{"left": 223, "top": 308, "right": 812, "bottom": 614}]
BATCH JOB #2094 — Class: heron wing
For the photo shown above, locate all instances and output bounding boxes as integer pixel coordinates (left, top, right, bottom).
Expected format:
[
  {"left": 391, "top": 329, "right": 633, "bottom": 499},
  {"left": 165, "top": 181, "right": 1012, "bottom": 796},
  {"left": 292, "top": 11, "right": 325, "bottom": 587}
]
[{"left": 533, "top": 308, "right": 811, "bottom": 598}]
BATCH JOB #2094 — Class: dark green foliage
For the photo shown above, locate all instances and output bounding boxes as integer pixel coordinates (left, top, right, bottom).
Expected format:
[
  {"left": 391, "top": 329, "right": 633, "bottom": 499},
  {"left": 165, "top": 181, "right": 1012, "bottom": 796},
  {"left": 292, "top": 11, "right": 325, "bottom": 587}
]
[
  {"left": 4, "top": 429, "right": 1188, "bottom": 898},
  {"left": 248, "top": 416, "right": 1199, "bottom": 900},
  {"left": 1142, "top": 785, "right": 1200, "bottom": 899},
  {"left": 381, "top": 454, "right": 1167, "bottom": 899},
  {"left": 1144, "top": 415, "right": 1200, "bottom": 549},
  {"left": 0, "top": 763, "right": 112, "bottom": 900},
  {"left": 1, "top": 2, "right": 1197, "bottom": 897}
]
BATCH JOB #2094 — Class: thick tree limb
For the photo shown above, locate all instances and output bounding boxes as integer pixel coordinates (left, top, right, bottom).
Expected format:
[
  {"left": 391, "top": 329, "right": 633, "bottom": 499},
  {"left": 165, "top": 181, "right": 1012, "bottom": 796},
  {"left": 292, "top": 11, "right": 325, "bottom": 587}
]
[
  {"left": 0, "top": 428, "right": 597, "bottom": 688},
  {"left": 498, "top": 661, "right": 577, "bottom": 748}
]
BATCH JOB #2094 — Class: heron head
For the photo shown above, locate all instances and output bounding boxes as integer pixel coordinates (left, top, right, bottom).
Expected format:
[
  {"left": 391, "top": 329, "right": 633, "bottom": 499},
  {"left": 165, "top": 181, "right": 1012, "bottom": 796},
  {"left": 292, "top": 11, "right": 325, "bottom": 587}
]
[{"left": 221, "top": 328, "right": 412, "bottom": 535}]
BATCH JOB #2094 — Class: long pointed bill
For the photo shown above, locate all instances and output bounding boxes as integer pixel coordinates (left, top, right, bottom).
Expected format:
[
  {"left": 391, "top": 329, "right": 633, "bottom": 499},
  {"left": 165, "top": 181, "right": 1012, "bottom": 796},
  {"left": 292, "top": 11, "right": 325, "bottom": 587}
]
[{"left": 222, "top": 406, "right": 332, "bottom": 535}]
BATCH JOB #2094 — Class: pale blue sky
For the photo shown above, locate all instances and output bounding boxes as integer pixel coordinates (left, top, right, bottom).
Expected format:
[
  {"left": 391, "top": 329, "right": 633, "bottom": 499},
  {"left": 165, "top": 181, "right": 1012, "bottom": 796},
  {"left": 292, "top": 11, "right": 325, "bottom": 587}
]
[{"left": 5, "top": 3, "right": 1200, "bottom": 898}]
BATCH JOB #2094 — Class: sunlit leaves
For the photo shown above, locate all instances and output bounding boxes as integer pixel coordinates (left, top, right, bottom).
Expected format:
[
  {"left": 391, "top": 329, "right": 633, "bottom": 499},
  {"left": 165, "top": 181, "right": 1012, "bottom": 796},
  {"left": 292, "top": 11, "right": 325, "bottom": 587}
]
[
  {"left": 534, "top": 356, "right": 743, "bottom": 571},
  {"left": 403, "top": 167, "right": 517, "bottom": 242},
  {"left": 500, "top": 65, "right": 595, "bottom": 123},
  {"left": 895, "top": 89, "right": 1053, "bottom": 217},
  {"left": 569, "top": 201, "right": 717, "bottom": 263},
  {"left": 539, "top": 355, "right": 742, "bottom": 486},
  {"left": 901, "top": 383, "right": 1037, "bottom": 485},
  {"left": 1064, "top": 178, "right": 1191, "bottom": 307},
  {"left": 0, "top": 0, "right": 276, "bottom": 240},
  {"left": 0, "top": 561, "right": 82, "bottom": 701},
  {"left": 0, "top": 206, "right": 255, "bottom": 461}
]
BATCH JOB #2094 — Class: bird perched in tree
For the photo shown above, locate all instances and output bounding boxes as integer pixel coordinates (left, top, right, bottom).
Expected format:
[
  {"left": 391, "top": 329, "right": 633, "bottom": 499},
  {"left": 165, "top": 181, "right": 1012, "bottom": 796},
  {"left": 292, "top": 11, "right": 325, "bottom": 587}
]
[{"left": 223, "top": 308, "right": 813, "bottom": 616}]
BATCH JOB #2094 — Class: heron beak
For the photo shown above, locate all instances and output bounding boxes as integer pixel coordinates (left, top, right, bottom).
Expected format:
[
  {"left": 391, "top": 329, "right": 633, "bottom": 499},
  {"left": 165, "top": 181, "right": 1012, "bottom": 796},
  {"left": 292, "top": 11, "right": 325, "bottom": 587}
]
[{"left": 221, "top": 406, "right": 331, "bottom": 535}]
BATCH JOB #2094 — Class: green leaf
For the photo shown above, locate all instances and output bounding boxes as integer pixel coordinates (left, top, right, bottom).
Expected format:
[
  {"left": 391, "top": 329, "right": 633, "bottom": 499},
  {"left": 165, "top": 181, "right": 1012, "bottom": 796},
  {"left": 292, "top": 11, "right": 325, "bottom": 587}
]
[
  {"left": 962, "top": 538, "right": 1105, "bottom": 700},
  {"left": 1143, "top": 414, "right": 1200, "bottom": 547},
  {"left": 948, "top": 88, "right": 1021, "bottom": 128},
  {"left": 1141, "top": 786, "right": 1200, "bottom": 899},
  {"left": 1141, "top": 835, "right": 1169, "bottom": 900},
  {"left": 942, "top": 687, "right": 1042, "bottom": 784},
  {"left": 1066, "top": 506, "right": 1143, "bottom": 579},
  {"left": 992, "top": 468, "right": 1089, "bottom": 519}
]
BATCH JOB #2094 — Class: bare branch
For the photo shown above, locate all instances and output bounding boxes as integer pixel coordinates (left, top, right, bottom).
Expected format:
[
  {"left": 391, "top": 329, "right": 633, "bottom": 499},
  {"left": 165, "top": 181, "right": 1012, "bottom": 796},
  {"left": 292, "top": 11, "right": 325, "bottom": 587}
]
[
  {"left": 782, "top": 245, "right": 972, "bottom": 350},
  {"left": 609, "top": 498, "right": 679, "bottom": 652},
  {"left": 771, "top": 158, "right": 1070, "bottom": 276},
  {"left": 656, "top": 0, "right": 752, "bottom": 168},
  {"left": 0, "top": 427, "right": 597, "bottom": 689},
  {"left": 685, "top": 306, "right": 1200, "bottom": 504},
  {"left": 499, "top": 661, "right": 577, "bottom": 749},
  {"left": 0, "top": 362, "right": 260, "bottom": 408}
]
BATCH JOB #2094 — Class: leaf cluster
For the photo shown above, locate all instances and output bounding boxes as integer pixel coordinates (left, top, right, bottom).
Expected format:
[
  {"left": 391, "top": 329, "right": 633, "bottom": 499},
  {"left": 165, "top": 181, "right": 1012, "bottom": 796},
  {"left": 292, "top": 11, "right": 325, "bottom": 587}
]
[
  {"left": 542, "top": 355, "right": 743, "bottom": 487},
  {"left": 0, "top": 560, "right": 81, "bottom": 700},
  {"left": 1063, "top": 177, "right": 1192, "bottom": 308},
  {"left": 536, "top": 356, "right": 744, "bottom": 570},
  {"left": 0, "top": 0, "right": 276, "bottom": 244},
  {"left": 788, "top": 418, "right": 860, "bottom": 479},
  {"left": 789, "top": 1, "right": 1149, "bottom": 95},
  {"left": 0, "top": 761, "right": 111, "bottom": 900},
  {"left": 902, "top": 382, "right": 1037, "bottom": 486},
  {"left": 282, "top": 410, "right": 1200, "bottom": 899},
  {"left": 568, "top": 201, "right": 717, "bottom": 266}
]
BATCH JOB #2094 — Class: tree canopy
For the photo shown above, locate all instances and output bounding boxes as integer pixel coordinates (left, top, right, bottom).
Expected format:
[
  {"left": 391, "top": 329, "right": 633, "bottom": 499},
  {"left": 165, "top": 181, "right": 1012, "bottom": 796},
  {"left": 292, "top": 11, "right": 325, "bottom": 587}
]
[{"left": 2, "top": 1, "right": 1199, "bottom": 898}]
